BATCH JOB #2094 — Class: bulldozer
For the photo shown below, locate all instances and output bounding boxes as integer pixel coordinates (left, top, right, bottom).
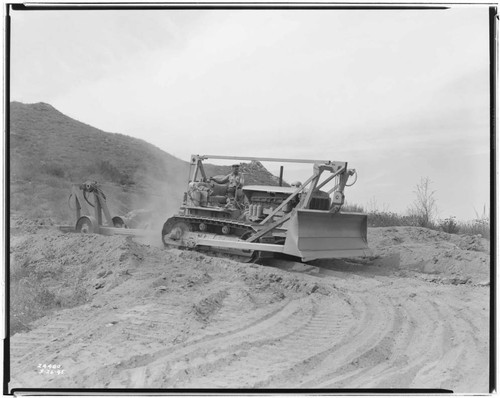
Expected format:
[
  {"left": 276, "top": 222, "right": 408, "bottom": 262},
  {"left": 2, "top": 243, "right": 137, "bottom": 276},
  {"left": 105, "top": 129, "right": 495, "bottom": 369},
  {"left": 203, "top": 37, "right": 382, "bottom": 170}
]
[{"left": 161, "top": 155, "right": 371, "bottom": 263}]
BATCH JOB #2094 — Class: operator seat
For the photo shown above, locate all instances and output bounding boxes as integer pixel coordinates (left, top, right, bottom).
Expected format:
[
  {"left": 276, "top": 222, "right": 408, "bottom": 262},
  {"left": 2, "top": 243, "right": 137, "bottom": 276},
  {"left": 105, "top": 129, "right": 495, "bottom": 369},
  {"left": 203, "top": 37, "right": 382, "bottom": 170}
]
[
  {"left": 209, "top": 182, "right": 228, "bottom": 205},
  {"left": 209, "top": 180, "right": 244, "bottom": 205}
]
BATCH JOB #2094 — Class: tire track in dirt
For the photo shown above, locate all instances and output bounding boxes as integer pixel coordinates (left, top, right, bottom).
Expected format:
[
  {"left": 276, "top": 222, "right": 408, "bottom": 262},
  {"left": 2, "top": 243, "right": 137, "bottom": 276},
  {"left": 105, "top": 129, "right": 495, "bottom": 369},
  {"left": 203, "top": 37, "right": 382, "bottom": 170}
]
[
  {"left": 336, "top": 291, "right": 447, "bottom": 388},
  {"left": 350, "top": 294, "right": 440, "bottom": 388},
  {"left": 10, "top": 320, "right": 76, "bottom": 361},
  {"left": 409, "top": 298, "right": 463, "bottom": 388},
  {"left": 169, "top": 295, "right": 355, "bottom": 388},
  {"left": 135, "top": 284, "right": 386, "bottom": 388},
  {"left": 10, "top": 299, "right": 190, "bottom": 388},
  {"left": 239, "top": 274, "right": 487, "bottom": 391},
  {"left": 46, "top": 295, "right": 305, "bottom": 387},
  {"left": 408, "top": 291, "right": 489, "bottom": 391},
  {"left": 109, "top": 297, "right": 318, "bottom": 387},
  {"left": 305, "top": 282, "right": 489, "bottom": 391},
  {"left": 20, "top": 276, "right": 487, "bottom": 390},
  {"left": 284, "top": 283, "right": 398, "bottom": 388}
]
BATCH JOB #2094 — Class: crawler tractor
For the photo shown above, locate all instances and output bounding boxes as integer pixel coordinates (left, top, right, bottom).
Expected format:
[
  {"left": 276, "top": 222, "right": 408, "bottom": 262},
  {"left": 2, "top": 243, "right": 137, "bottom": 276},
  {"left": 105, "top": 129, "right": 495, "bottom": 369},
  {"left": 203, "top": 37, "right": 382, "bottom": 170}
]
[{"left": 162, "top": 155, "right": 371, "bottom": 262}]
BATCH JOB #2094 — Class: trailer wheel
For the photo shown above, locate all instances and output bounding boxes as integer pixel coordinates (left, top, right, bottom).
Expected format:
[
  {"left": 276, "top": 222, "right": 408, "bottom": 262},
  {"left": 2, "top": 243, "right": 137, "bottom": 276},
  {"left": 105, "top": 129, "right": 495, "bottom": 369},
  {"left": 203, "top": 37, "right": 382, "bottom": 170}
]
[
  {"left": 76, "top": 216, "right": 97, "bottom": 234},
  {"left": 112, "top": 216, "right": 126, "bottom": 228}
]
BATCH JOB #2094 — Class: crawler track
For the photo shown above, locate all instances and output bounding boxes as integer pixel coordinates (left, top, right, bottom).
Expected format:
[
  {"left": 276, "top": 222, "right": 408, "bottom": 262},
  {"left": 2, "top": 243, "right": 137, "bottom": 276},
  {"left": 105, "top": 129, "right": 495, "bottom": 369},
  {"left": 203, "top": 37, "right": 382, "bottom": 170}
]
[
  {"left": 161, "top": 215, "right": 268, "bottom": 263},
  {"left": 162, "top": 215, "right": 257, "bottom": 241}
]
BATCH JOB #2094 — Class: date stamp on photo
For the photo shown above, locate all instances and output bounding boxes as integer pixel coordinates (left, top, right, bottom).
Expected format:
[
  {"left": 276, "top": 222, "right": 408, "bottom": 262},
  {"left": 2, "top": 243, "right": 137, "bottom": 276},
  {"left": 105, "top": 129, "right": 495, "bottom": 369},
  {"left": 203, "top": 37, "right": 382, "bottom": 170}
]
[{"left": 38, "top": 363, "right": 65, "bottom": 375}]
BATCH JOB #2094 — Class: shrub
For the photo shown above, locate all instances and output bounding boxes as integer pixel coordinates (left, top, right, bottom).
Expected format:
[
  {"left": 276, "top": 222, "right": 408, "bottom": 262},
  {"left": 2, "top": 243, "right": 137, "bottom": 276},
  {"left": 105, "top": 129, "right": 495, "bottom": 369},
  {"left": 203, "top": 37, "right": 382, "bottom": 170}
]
[
  {"left": 458, "top": 205, "right": 490, "bottom": 239},
  {"left": 343, "top": 197, "right": 489, "bottom": 240},
  {"left": 367, "top": 211, "right": 424, "bottom": 228},
  {"left": 10, "top": 276, "right": 61, "bottom": 335},
  {"left": 40, "top": 162, "right": 65, "bottom": 178},
  {"left": 459, "top": 218, "right": 490, "bottom": 240},
  {"left": 439, "top": 216, "right": 460, "bottom": 234},
  {"left": 408, "top": 177, "right": 437, "bottom": 228},
  {"left": 85, "top": 160, "right": 134, "bottom": 186},
  {"left": 9, "top": 253, "right": 89, "bottom": 336},
  {"left": 342, "top": 202, "right": 365, "bottom": 213}
]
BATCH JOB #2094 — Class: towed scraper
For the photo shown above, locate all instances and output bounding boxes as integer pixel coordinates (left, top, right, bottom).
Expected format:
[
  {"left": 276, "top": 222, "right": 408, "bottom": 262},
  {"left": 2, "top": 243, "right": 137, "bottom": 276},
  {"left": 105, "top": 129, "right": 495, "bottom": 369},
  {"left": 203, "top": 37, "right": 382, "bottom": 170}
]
[
  {"left": 59, "top": 180, "right": 150, "bottom": 237},
  {"left": 162, "top": 155, "right": 371, "bottom": 262}
]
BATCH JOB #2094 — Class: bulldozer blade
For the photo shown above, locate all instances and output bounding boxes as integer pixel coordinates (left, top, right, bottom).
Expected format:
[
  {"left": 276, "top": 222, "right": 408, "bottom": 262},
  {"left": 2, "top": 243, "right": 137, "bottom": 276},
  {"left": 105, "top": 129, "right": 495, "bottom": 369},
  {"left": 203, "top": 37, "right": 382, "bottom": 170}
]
[{"left": 283, "top": 210, "right": 371, "bottom": 262}]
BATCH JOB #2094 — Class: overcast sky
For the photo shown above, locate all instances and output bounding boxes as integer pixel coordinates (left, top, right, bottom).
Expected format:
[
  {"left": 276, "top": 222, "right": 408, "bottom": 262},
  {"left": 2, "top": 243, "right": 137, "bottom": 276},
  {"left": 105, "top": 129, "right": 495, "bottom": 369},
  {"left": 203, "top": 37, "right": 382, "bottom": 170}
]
[{"left": 10, "top": 7, "right": 491, "bottom": 220}]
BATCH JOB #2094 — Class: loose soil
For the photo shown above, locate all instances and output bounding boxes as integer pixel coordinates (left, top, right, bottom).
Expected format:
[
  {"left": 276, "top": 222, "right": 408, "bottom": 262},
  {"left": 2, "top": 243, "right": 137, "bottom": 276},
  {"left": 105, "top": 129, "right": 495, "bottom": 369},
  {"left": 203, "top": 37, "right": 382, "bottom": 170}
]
[{"left": 8, "top": 221, "right": 490, "bottom": 392}]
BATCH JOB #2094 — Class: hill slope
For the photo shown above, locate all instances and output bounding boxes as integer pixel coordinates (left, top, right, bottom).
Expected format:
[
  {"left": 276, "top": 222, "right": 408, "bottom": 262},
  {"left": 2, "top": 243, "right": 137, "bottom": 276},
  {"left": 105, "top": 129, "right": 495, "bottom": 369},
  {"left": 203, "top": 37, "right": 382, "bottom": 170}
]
[
  {"left": 10, "top": 102, "right": 187, "bottom": 186},
  {"left": 9, "top": 102, "right": 282, "bottom": 224},
  {"left": 9, "top": 101, "right": 191, "bottom": 223}
]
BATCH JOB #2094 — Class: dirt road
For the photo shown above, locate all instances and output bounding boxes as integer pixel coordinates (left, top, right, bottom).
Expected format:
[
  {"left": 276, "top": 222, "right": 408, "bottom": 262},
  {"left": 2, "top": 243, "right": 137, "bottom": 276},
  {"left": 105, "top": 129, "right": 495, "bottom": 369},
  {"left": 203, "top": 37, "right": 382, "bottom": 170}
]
[{"left": 8, "top": 226, "right": 490, "bottom": 392}]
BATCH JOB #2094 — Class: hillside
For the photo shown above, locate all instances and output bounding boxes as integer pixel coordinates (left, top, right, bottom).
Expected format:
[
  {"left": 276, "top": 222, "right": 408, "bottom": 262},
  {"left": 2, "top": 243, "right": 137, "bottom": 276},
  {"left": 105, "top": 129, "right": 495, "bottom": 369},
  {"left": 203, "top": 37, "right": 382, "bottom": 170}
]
[
  {"left": 9, "top": 102, "right": 281, "bottom": 225},
  {"left": 10, "top": 102, "right": 187, "bottom": 186}
]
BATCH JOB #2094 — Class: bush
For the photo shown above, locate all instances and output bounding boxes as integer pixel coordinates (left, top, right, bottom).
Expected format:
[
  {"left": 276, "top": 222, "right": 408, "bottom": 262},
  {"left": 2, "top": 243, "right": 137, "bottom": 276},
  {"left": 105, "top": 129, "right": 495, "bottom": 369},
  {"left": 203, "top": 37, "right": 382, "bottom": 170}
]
[
  {"left": 408, "top": 177, "right": 437, "bottom": 228},
  {"left": 459, "top": 219, "right": 490, "bottom": 240},
  {"left": 10, "top": 276, "right": 61, "bottom": 335},
  {"left": 85, "top": 160, "right": 134, "bottom": 186},
  {"left": 342, "top": 202, "right": 365, "bottom": 213},
  {"left": 367, "top": 211, "right": 424, "bottom": 228},
  {"left": 9, "top": 253, "right": 89, "bottom": 336},
  {"left": 345, "top": 197, "right": 489, "bottom": 240},
  {"left": 40, "top": 162, "right": 65, "bottom": 178},
  {"left": 439, "top": 216, "right": 460, "bottom": 234}
]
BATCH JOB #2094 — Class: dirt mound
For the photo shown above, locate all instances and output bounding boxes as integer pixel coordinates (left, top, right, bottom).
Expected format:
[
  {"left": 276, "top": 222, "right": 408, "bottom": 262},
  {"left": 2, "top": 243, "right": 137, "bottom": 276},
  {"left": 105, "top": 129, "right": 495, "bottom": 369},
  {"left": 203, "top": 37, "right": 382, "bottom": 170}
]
[
  {"left": 10, "top": 214, "right": 57, "bottom": 234},
  {"left": 367, "top": 227, "right": 490, "bottom": 285},
  {"left": 370, "top": 226, "right": 489, "bottom": 252},
  {"left": 9, "top": 228, "right": 153, "bottom": 334}
]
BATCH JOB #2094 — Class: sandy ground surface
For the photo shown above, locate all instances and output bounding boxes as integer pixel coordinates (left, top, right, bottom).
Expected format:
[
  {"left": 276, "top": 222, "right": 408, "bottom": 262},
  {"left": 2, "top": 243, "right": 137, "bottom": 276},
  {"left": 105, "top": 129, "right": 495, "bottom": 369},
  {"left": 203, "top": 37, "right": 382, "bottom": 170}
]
[{"left": 8, "top": 223, "right": 491, "bottom": 392}]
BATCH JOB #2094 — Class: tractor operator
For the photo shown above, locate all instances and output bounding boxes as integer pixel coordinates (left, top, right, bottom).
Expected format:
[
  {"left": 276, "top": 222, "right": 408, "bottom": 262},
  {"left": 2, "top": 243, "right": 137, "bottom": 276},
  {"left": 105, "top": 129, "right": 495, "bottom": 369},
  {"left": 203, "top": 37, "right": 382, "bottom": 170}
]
[{"left": 210, "top": 164, "right": 245, "bottom": 198}]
